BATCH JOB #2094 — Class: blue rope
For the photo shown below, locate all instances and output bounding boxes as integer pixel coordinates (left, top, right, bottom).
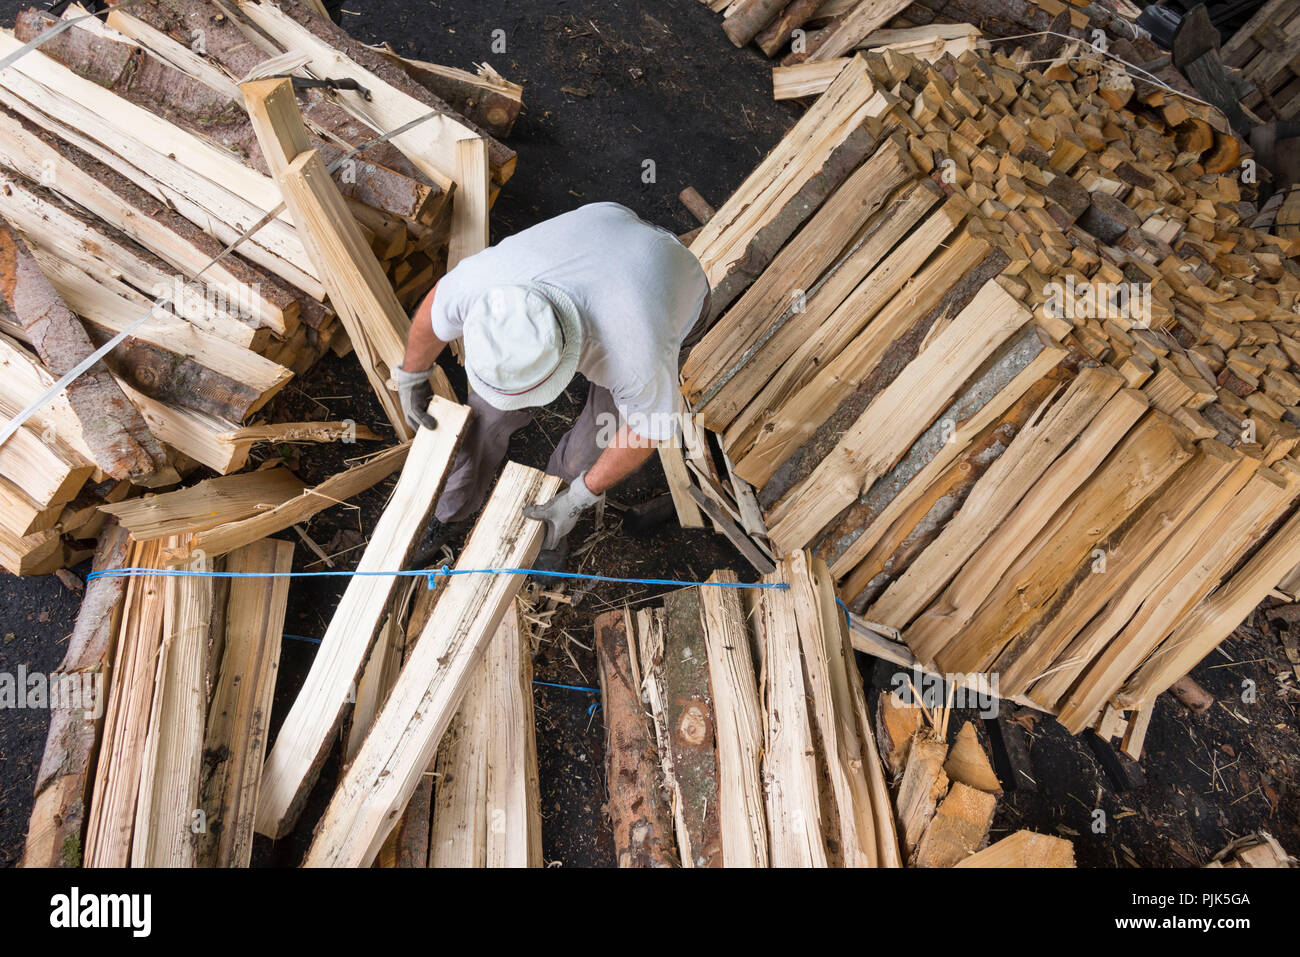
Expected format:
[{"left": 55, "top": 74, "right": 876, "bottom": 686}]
[
  {"left": 282, "top": 633, "right": 323, "bottom": 645},
  {"left": 532, "top": 680, "right": 601, "bottom": 694},
  {"left": 87, "top": 564, "right": 791, "bottom": 593}
]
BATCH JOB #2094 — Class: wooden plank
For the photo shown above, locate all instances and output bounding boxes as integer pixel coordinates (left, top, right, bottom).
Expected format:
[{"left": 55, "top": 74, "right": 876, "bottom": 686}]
[
  {"left": 795, "top": 0, "right": 914, "bottom": 63},
  {"left": 741, "top": 236, "right": 1010, "bottom": 495},
  {"left": 0, "top": 172, "right": 264, "bottom": 351},
  {"left": 0, "top": 33, "right": 321, "bottom": 294},
  {"left": 131, "top": 543, "right": 212, "bottom": 866},
  {"left": 84, "top": 540, "right": 166, "bottom": 867},
  {"left": 0, "top": 105, "right": 297, "bottom": 333},
  {"left": 194, "top": 539, "right": 293, "bottom": 867},
  {"left": 371, "top": 49, "right": 523, "bottom": 139},
  {"left": 804, "top": 553, "right": 886, "bottom": 866},
  {"left": 699, "top": 571, "right": 769, "bottom": 868},
  {"left": 237, "top": 0, "right": 514, "bottom": 184},
  {"left": 931, "top": 407, "right": 1192, "bottom": 676},
  {"left": 242, "top": 78, "right": 413, "bottom": 437},
  {"left": 101, "top": 469, "right": 306, "bottom": 541},
  {"left": 994, "top": 440, "right": 1240, "bottom": 698},
  {"left": 13, "top": 8, "right": 436, "bottom": 223},
  {"left": 688, "top": 486, "right": 777, "bottom": 574},
  {"left": 236, "top": 1, "right": 458, "bottom": 191},
  {"left": 766, "top": 281, "right": 1031, "bottom": 553},
  {"left": 658, "top": 444, "right": 706, "bottom": 528},
  {"left": 824, "top": 351, "right": 1067, "bottom": 587},
  {"left": 773, "top": 59, "right": 853, "bottom": 100},
  {"left": 1132, "top": 504, "right": 1300, "bottom": 702},
  {"left": 428, "top": 602, "right": 543, "bottom": 867},
  {"left": 682, "top": 136, "right": 916, "bottom": 409},
  {"left": 254, "top": 399, "right": 469, "bottom": 838},
  {"left": 192, "top": 444, "right": 410, "bottom": 557},
  {"left": 304, "top": 463, "right": 561, "bottom": 866},
  {"left": 689, "top": 56, "right": 886, "bottom": 314},
  {"left": 447, "top": 136, "right": 490, "bottom": 269},
  {"left": 115, "top": 379, "right": 253, "bottom": 477},
  {"left": 1057, "top": 467, "right": 1295, "bottom": 730},
  {"left": 760, "top": 555, "right": 827, "bottom": 867},
  {"left": 700, "top": 181, "right": 948, "bottom": 433},
  {"left": 35, "top": 251, "right": 294, "bottom": 421},
  {"left": 870, "top": 366, "right": 1126, "bottom": 630},
  {"left": 1027, "top": 449, "right": 1265, "bottom": 711}
]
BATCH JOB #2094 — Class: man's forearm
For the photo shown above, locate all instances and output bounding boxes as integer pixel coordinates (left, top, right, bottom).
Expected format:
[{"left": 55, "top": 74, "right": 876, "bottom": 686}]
[
  {"left": 584, "top": 425, "right": 656, "bottom": 495},
  {"left": 403, "top": 283, "right": 448, "bottom": 372}
]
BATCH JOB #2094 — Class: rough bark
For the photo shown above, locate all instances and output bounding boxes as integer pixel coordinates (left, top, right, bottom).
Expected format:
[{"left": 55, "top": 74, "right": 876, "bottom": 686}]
[
  {"left": 0, "top": 222, "right": 170, "bottom": 483},
  {"left": 15, "top": 8, "right": 436, "bottom": 221},
  {"left": 20, "top": 524, "right": 130, "bottom": 867},
  {"left": 594, "top": 611, "right": 680, "bottom": 868}
]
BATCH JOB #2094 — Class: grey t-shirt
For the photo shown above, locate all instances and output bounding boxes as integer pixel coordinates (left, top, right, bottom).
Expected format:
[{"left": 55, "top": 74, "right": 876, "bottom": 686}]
[{"left": 429, "top": 202, "right": 708, "bottom": 440}]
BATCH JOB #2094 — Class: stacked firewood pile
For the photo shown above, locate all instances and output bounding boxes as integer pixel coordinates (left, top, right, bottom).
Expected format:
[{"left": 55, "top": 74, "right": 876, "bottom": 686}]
[
  {"left": 670, "top": 41, "right": 1300, "bottom": 747},
  {"left": 1221, "top": 0, "right": 1300, "bottom": 123},
  {"left": 0, "top": 0, "right": 519, "bottom": 577},
  {"left": 700, "top": 0, "right": 1165, "bottom": 73},
  {"left": 595, "top": 554, "right": 899, "bottom": 867},
  {"left": 594, "top": 553, "right": 1074, "bottom": 867},
  {"left": 24, "top": 397, "right": 551, "bottom": 868}
]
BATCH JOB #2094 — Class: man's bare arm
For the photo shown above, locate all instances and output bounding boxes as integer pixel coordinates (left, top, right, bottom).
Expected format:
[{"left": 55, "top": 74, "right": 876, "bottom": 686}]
[
  {"left": 584, "top": 424, "right": 656, "bottom": 494},
  {"left": 402, "top": 283, "right": 449, "bottom": 372}
]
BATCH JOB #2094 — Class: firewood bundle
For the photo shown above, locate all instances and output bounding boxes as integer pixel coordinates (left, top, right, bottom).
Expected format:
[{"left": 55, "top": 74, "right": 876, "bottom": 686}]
[
  {"left": 675, "top": 44, "right": 1300, "bottom": 745},
  {"left": 1221, "top": 0, "right": 1300, "bottom": 123},
  {"left": 25, "top": 391, "right": 550, "bottom": 867},
  {"left": 595, "top": 553, "right": 901, "bottom": 867},
  {"left": 21, "top": 523, "right": 295, "bottom": 867},
  {"left": 0, "top": 0, "right": 518, "bottom": 577},
  {"left": 701, "top": 0, "right": 1161, "bottom": 70}
]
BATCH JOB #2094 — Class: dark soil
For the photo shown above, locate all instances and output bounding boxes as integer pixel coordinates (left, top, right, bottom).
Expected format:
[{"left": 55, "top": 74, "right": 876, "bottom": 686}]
[{"left": 0, "top": 0, "right": 1297, "bottom": 869}]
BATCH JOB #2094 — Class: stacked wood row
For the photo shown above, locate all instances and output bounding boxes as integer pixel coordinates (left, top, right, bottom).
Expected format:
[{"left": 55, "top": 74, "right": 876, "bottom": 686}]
[
  {"left": 676, "top": 45, "right": 1300, "bottom": 744},
  {"left": 595, "top": 554, "right": 901, "bottom": 868},
  {"left": 22, "top": 526, "right": 296, "bottom": 867},
  {"left": 1221, "top": 0, "right": 1300, "bottom": 123},
  {"left": 25, "top": 394, "right": 550, "bottom": 867},
  {"left": 0, "top": 0, "right": 517, "bottom": 576},
  {"left": 701, "top": 0, "right": 1178, "bottom": 93}
]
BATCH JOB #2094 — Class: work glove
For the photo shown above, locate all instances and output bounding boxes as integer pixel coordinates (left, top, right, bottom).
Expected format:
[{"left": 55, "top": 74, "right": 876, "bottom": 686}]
[
  {"left": 395, "top": 365, "right": 438, "bottom": 432},
  {"left": 524, "top": 472, "right": 603, "bottom": 551}
]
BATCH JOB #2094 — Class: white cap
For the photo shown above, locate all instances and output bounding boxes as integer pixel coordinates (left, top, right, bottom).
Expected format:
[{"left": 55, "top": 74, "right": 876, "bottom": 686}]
[{"left": 463, "top": 283, "right": 583, "bottom": 411}]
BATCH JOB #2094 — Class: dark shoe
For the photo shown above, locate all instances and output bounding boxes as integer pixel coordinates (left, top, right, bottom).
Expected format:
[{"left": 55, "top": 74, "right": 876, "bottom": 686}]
[
  {"left": 530, "top": 538, "right": 570, "bottom": 578},
  {"left": 410, "top": 518, "right": 455, "bottom": 570}
]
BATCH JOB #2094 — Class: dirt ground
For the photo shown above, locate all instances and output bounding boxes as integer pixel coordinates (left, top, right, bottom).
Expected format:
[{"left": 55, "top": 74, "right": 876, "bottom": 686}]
[{"left": 0, "top": 0, "right": 1297, "bottom": 869}]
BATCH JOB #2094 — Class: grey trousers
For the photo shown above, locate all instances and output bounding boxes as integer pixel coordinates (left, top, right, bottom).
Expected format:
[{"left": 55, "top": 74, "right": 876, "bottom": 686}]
[{"left": 435, "top": 384, "right": 619, "bottom": 523}]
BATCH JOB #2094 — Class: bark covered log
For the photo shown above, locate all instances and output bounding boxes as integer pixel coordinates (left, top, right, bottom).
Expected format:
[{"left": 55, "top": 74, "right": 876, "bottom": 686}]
[
  {"left": 594, "top": 611, "right": 680, "bottom": 868},
  {"left": 0, "top": 222, "right": 171, "bottom": 484},
  {"left": 20, "top": 524, "right": 130, "bottom": 867}
]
